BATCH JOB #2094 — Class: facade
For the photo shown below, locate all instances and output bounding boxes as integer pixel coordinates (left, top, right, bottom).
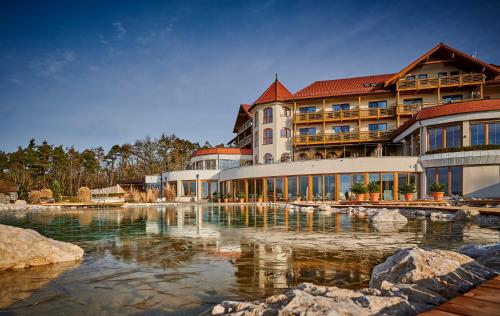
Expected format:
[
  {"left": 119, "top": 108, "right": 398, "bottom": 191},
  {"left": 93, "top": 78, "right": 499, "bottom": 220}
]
[{"left": 164, "top": 43, "right": 500, "bottom": 202}]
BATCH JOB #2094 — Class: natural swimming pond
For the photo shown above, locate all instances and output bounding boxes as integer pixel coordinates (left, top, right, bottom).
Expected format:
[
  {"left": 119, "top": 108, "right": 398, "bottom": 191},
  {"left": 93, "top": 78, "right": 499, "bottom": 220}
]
[{"left": 0, "top": 205, "right": 499, "bottom": 315}]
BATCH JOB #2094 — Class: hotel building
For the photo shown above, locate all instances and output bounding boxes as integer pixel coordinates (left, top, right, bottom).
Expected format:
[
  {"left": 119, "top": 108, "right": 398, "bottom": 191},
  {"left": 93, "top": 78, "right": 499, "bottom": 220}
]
[{"left": 164, "top": 43, "right": 500, "bottom": 202}]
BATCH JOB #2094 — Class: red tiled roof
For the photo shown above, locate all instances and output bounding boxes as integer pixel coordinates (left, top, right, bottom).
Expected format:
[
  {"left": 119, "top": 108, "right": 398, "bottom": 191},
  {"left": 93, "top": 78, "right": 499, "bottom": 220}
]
[
  {"left": 293, "top": 74, "right": 394, "bottom": 100},
  {"left": 393, "top": 99, "right": 500, "bottom": 137},
  {"left": 191, "top": 148, "right": 253, "bottom": 157},
  {"left": 232, "top": 104, "right": 253, "bottom": 133},
  {"left": 254, "top": 79, "right": 293, "bottom": 105}
]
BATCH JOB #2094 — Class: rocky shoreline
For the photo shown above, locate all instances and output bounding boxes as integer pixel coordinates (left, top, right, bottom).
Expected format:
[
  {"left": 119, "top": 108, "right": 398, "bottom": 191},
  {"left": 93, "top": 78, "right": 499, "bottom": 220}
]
[{"left": 206, "top": 244, "right": 500, "bottom": 315}]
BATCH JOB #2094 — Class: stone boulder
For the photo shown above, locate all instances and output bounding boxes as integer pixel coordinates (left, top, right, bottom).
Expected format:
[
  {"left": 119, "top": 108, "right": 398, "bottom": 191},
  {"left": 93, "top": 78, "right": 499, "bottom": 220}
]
[
  {"left": 460, "top": 242, "right": 500, "bottom": 272},
  {"left": 455, "top": 208, "right": 480, "bottom": 221},
  {"left": 0, "top": 224, "right": 84, "bottom": 270},
  {"left": 369, "top": 247, "right": 496, "bottom": 300},
  {"left": 14, "top": 199, "right": 27, "bottom": 207},
  {"left": 370, "top": 209, "right": 408, "bottom": 224}
]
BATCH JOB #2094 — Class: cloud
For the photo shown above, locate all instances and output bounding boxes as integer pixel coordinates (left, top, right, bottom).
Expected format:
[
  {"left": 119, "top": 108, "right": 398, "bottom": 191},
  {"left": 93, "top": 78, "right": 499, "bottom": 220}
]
[
  {"left": 112, "top": 22, "right": 127, "bottom": 40},
  {"left": 7, "top": 78, "right": 20, "bottom": 85},
  {"left": 31, "top": 50, "right": 76, "bottom": 76}
]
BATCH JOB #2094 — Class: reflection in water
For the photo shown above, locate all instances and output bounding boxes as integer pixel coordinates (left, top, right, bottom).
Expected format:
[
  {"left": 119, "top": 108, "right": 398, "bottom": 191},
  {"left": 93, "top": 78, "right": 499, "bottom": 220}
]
[{"left": 0, "top": 205, "right": 498, "bottom": 314}]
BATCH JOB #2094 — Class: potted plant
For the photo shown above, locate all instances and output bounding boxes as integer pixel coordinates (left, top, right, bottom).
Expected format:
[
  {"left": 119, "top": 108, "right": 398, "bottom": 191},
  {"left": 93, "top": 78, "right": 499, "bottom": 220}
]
[
  {"left": 212, "top": 192, "right": 220, "bottom": 203},
  {"left": 351, "top": 183, "right": 368, "bottom": 202},
  {"left": 257, "top": 194, "right": 263, "bottom": 203},
  {"left": 399, "top": 183, "right": 416, "bottom": 201},
  {"left": 223, "top": 194, "right": 231, "bottom": 203},
  {"left": 367, "top": 182, "right": 380, "bottom": 202},
  {"left": 237, "top": 192, "right": 246, "bottom": 203},
  {"left": 429, "top": 183, "right": 446, "bottom": 201}
]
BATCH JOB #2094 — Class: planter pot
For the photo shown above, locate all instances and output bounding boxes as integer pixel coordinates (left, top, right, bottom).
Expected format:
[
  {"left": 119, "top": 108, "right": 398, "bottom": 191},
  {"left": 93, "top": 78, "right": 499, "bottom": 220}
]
[
  {"left": 369, "top": 192, "right": 380, "bottom": 202},
  {"left": 257, "top": 198, "right": 263, "bottom": 203},
  {"left": 432, "top": 192, "right": 445, "bottom": 201},
  {"left": 239, "top": 198, "right": 244, "bottom": 203},
  {"left": 223, "top": 198, "right": 228, "bottom": 203},
  {"left": 404, "top": 193, "right": 414, "bottom": 201},
  {"left": 217, "top": 199, "right": 221, "bottom": 203},
  {"left": 355, "top": 193, "right": 365, "bottom": 202}
]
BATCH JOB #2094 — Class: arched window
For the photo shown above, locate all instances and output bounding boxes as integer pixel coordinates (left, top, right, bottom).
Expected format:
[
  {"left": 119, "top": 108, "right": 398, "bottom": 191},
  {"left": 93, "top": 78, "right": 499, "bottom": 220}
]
[
  {"left": 254, "top": 111, "right": 259, "bottom": 126},
  {"left": 281, "top": 106, "right": 291, "bottom": 117},
  {"left": 326, "top": 152, "right": 337, "bottom": 159},
  {"left": 298, "top": 153, "right": 308, "bottom": 160},
  {"left": 263, "top": 107, "right": 273, "bottom": 124},
  {"left": 264, "top": 153, "right": 274, "bottom": 164},
  {"left": 280, "top": 127, "right": 291, "bottom": 138},
  {"left": 263, "top": 128, "right": 273, "bottom": 144},
  {"left": 254, "top": 131, "right": 258, "bottom": 147},
  {"left": 314, "top": 152, "right": 323, "bottom": 160},
  {"left": 280, "top": 152, "right": 291, "bottom": 162}
]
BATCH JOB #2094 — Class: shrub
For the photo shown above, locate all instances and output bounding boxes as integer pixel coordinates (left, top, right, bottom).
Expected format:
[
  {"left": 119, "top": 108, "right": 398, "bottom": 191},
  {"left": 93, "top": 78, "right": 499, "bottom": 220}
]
[
  {"left": 367, "top": 182, "right": 380, "bottom": 193},
  {"left": 51, "top": 180, "right": 62, "bottom": 202},
  {"left": 399, "top": 183, "right": 416, "bottom": 194},
  {"left": 237, "top": 192, "right": 246, "bottom": 199},
  {"left": 429, "top": 182, "right": 446, "bottom": 193},
  {"left": 30, "top": 190, "right": 43, "bottom": 203},
  {"left": 351, "top": 183, "right": 368, "bottom": 194},
  {"left": 224, "top": 193, "right": 232, "bottom": 199},
  {"left": 77, "top": 187, "right": 92, "bottom": 202},
  {"left": 164, "top": 185, "right": 176, "bottom": 202}
]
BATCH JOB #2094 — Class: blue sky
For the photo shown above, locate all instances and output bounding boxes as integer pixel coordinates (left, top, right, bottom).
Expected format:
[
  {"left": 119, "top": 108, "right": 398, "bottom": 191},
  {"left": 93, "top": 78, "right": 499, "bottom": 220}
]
[{"left": 1, "top": 0, "right": 499, "bottom": 152}]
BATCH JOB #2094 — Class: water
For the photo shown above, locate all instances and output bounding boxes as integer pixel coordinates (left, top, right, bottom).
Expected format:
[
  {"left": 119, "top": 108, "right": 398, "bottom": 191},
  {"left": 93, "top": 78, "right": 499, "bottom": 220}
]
[{"left": 0, "top": 205, "right": 498, "bottom": 315}]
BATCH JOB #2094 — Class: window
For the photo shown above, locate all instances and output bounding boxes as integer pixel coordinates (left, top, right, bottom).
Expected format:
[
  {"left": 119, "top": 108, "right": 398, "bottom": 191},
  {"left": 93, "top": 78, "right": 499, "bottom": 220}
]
[
  {"left": 299, "top": 106, "right": 316, "bottom": 113},
  {"left": 369, "top": 123, "right": 387, "bottom": 132},
  {"left": 254, "top": 131, "right": 258, "bottom": 147},
  {"left": 220, "top": 159, "right": 240, "bottom": 170},
  {"left": 438, "top": 72, "right": 448, "bottom": 78},
  {"left": 206, "top": 159, "right": 216, "bottom": 170},
  {"left": 428, "top": 127, "right": 443, "bottom": 150},
  {"left": 368, "top": 100, "right": 387, "bottom": 109},
  {"left": 324, "top": 175, "right": 335, "bottom": 201},
  {"left": 281, "top": 107, "right": 291, "bottom": 117},
  {"left": 445, "top": 125, "right": 461, "bottom": 148},
  {"left": 280, "top": 127, "right": 291, "bottom": 138},
  {"left": 418, "top": 74, "right": 428, "bottom": 80},
  {"left": 263, "top": 128, "right": 273, "bottom": 144},
  {"left": 263, "top": 153, "right": 273, "bottom": 164},
  {"left": 406, "top": 75, "right": 415, "bottom": 81},
  {"left": 442, "top": 95, "right": 463, "bottom": 104},
  {"left": 488, "top": 122, "right": 500, "bottom": 145},
  {"left": 333, "top": 125, "right": 350, "bottom": 133},
  {"left": 403, "top": 98, "right": 423, "bottom": 105},
  {"left": 471, "top": 123, "right": 485, "bottom": 145},
  {"left": 299, "top": 127, "right": 316, "bottom": 135},
  {"left": 426, "top": 166, "right": 462, "bottom": 196},
  {"left": 263, "top": 107, "right": 273, "bottom": 124},
  {"left": 312, "top": 175, "right": 323, "bottom": 200},
  {"left": 287, "top": 176, "right": 297, "bottom": 200},
  {"left": 332, "top": 104, "right": 350, "bottom": 111}
]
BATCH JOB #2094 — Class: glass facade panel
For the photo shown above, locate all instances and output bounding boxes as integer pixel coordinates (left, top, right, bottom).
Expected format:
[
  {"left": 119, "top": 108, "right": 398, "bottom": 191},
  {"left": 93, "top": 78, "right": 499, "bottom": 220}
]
[
  {"left": 275, "top": 177, "right": 284, "bottom": 201},
  {"left": 353, "top": 174, "right": 365, "bottom": 184},
  {"left": 398, "top": 173, "right": 408, "bottom": 200},
  {"left": 266, "top": 178, "right": 274, "bottom": 201},
  {"left": 489, "top": 122, "right": 500, "bottom": 145},
  {"left": 206, "top": 160, "right": 217, "bottom": 170},
  {"left": 324, "top": 175, "right": 335, "bottom": 201},
  {"left": 470, "top": 123, "right": 485, "bottom": 145},
  {"left": 428, "top": 128, "right": 443, "bottom": 150},
  {"left": 255, "top": 179, "right": 262, "bottom": 198},
  {"left": 368, "top": 174, "right": 380, "bottom": 192},
  {"left": 312, "top": 175, "right": 323, "bottom": 201},
  {"left": 182, "top": 181, "right": 189, "bottom": 196},
  {"left": 220, "top": 159, "right": 240, "bottom": 170},
  {"left": 339, "top": 174, "right": 351, "bottom": 200},
  {"left": 426, "top": 168, "right": 437, "bottom": 195},
  {"left": 210, "top": 181, "right": 218, "bottom": 198},
  {"left": 189, "top": 181, "right": 196, "bottom": 197},
  {"left": 298, "top": 176, "right": 308, "bottom": 200},
  {"left": 437, "top": 167, "right": 449, "bottom": 194},
  {"left": 248, "top": 179, "right": 255, "bottom": 201},
  {"left": 446, "top": 125, "right": 461, "bottom": 148},
  {"left": 287, "top": 176, "right": 297, "bottom": 200},
  {"left": 450, "top": 166, "right": 462, "bottom": 195},
  {"left": 382, "top": 173, "right": 394, "bottom": 200},
  {"left": 201, "top": 182, "right": 209, "bottom": 199}
]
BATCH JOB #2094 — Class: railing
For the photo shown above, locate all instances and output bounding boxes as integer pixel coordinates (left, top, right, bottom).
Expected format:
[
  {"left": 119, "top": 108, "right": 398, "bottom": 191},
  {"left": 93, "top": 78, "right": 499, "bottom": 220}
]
[
  {"left": 397, "top": 98, "right": 484, "bottom": 115},
  {"left": 293, "top": 106, "right": 397, "bottom": 123},
  {"left": 236, "top": 134, "right": 252, "bottom": 147},
  {"left": 237, "top": 120, "right": 253, "bottom": 135},
  {"left": 397, "top": 73, "right": 484, "bottom": 91},
  {"left": 294, "top": 130, "right": 394, "bottom": 145}
]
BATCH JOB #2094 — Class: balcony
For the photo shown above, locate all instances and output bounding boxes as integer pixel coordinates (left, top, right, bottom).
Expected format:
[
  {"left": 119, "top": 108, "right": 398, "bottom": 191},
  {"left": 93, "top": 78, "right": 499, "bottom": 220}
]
[
  {"left": 397, "top": 73, "right": 485, "bottom": 91},
  {"left": 236, "top": 134, "right": 252, "bottom": 148},
  {"left": 293, "top": 130, "right": 394, "bottom": 146},
  {"left": 293, "top": 107, "right": 396, "bottom": 124},
  {"left": 396, "top": 98, "right": 484, "bottom": 116},
  {"left": 237, "top": 120, "right": 252, "bottom": 135}
]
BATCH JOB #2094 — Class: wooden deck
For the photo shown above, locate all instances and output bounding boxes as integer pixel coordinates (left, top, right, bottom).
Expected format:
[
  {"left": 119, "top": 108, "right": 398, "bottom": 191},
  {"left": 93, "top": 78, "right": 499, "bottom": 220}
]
[{"left": 419, "top": 275, "right": 500, "bottom": 316}]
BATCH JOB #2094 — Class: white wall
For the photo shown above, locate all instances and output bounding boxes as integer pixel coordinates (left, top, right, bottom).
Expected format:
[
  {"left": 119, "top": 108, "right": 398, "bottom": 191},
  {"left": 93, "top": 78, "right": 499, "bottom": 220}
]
[{"left": 463, "top": 165, "right": 500, "bottom": 198}]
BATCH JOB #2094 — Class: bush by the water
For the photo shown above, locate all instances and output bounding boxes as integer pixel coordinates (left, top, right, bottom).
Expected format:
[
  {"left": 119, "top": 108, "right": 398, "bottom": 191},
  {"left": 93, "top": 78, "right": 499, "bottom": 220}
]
[{"left": 77, "top": 187, "right": 92, "bottom": 202}]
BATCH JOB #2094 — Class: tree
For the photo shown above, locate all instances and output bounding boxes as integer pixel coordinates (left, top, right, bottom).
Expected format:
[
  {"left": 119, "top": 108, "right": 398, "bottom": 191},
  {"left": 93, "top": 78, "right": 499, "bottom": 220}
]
[{"left": 52, "top": 180, "right": 62, "bottom": 202}]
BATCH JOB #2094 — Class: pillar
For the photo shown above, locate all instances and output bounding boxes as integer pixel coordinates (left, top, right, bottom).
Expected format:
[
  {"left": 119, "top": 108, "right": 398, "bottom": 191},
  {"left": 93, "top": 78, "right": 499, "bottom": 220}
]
[
  {"left": 462, "top": 121, "right": 470, "bottom": 147},
  {"left": 176, "top": 180, "right": 182, "bottom": 197},
  {"left": 420, "top": 126, "right": 427, "bottom": 154}
]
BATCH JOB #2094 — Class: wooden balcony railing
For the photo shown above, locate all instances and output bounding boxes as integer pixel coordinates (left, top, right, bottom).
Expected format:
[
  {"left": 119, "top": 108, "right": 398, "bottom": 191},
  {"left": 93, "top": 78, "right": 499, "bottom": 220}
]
[
  {"left": 397, "top": 73, "right": 485, "bottom": 91},
  {"left": 294, "top": 130, "right": 394, "bottom": 145},
  {"left": 236, "top": 134, "right": 252, "bottom": 147},
  {"left": 293, "top": 107, "right": 396, "bottom": 124},
  {"left": 396, "top": 98, "right": 484, "bottom": 115},
  {"left": 237, "top": 120, "right": 253, "bottom": 135}
]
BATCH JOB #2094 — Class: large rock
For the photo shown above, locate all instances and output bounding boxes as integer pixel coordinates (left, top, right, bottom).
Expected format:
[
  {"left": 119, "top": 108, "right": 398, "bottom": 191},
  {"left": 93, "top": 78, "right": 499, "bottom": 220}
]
[
  {"left": 455, "top": 208, "right": 480, "bottom": 221},
  {"left": 209, "top": 283, "right": 416, "bottom": 316},
  {"left": 460, "top": 242, "right": 500, "bottom": 272},
  {"left": 14, "top": 199, "right": 27, "bottom": 207},
  {"left": 0, "top": 224, "right": 84, "bottom": 270},
  {"left": 370, "top": 209, "right": 408, "bottom": 224},
  {"left": 369, "top": 247, "right": 496, "bottom": 300}
]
